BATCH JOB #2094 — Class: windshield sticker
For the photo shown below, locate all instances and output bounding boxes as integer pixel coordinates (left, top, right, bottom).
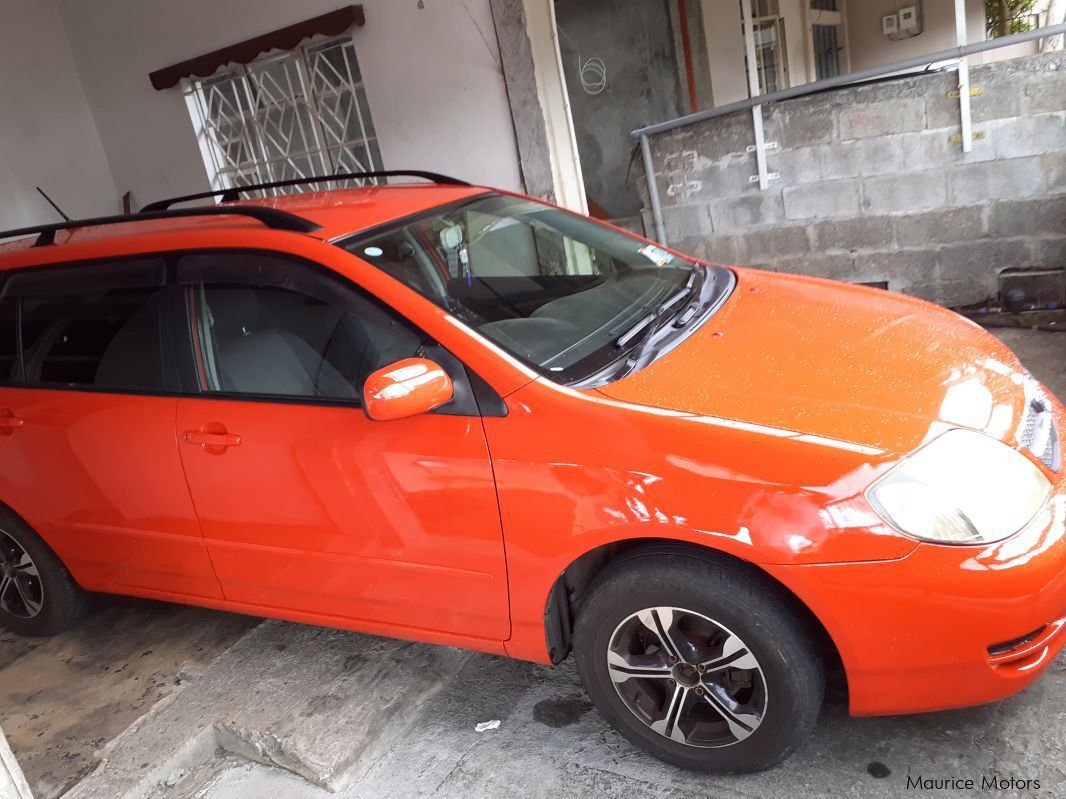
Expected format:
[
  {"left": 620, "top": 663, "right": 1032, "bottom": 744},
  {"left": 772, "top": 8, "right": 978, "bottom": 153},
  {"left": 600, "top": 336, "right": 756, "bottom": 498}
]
[{"left": 639, "top": 244, "right": 675, "bottom": 267}]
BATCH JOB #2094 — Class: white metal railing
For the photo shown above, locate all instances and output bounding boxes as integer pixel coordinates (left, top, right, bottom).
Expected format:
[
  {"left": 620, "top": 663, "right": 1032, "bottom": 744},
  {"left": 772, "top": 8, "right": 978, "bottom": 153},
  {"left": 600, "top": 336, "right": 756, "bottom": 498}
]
[{"left": 634, "top": 21, "right": 1066, "bottom": 244}]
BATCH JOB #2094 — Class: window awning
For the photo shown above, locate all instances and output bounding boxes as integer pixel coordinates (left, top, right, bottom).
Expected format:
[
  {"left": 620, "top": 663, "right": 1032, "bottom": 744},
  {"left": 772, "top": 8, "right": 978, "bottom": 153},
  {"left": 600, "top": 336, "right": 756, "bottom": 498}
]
[{"left": 148, "top": 5, "right": 365, "bottom": 90}]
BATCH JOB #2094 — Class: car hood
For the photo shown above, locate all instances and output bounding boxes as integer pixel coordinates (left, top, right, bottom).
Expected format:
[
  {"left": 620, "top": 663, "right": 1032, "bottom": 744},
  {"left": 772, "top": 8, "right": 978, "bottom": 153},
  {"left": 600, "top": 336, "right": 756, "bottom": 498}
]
[{"left": 597, "top": 267, "right": 1029, "bottom": 456}]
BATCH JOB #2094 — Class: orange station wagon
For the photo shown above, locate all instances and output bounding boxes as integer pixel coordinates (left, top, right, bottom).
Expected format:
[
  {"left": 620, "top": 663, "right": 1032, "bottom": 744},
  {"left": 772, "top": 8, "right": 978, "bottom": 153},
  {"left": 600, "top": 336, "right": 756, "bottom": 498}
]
[{"left": 0, "top": 172, "right": 1063, "bottom": 773}]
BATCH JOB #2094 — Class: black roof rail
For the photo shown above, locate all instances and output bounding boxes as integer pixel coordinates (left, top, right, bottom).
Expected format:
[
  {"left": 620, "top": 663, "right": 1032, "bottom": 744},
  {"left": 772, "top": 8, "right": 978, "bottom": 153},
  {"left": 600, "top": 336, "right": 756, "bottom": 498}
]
[
  {"left": 0, "top": 206, "right": 323, "bottom": 248},
  {"left": 142, "top": 170, "right": 471, "bottom": 212}
]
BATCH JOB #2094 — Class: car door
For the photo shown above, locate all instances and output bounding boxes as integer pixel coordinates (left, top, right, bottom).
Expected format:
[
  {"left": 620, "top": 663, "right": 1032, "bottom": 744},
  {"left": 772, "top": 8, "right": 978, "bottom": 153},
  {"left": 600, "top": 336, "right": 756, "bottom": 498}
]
[
  {"left": 171, "top": 250, "right": 510, "bottom": 642},
  {"left": 0, "top": 257, "right": 223, "bottom": 599}
]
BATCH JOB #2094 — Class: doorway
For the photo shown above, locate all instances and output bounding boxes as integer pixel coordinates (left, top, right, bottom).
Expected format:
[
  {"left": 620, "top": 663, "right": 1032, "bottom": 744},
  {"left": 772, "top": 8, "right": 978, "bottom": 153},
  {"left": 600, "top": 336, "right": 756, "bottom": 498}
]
[{"left": 553, "top": 0, "right": 687, "bottom": 222}]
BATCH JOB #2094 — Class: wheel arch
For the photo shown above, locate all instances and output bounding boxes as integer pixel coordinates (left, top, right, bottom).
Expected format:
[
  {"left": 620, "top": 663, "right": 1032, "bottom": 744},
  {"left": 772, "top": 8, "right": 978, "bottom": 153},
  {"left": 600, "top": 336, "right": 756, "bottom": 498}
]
[
  {"left": 543, "top": 538, "right": 846, "bottom": 698},
  {"left": 0, "top": 497, "right": 34, "bottom": 534},
  {"left": 0, "top": 498, "right": 70, "bottom": 572}
]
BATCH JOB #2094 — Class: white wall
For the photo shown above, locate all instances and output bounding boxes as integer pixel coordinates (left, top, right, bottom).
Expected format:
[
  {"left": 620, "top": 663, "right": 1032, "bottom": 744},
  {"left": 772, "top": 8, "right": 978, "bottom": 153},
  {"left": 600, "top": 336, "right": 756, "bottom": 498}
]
[
  {"left": 979, "top": 39, "right": 1038, "bottom": 64},
  {"left": 699, "top": 0, "right": 992, "bottom": 107},
  {"left": 0, "top": 0, "right": 118, "bottom": 228},
  {"left": 702, "top": 0, "right": 748, "bottom": 104},
  {"left": 702, "top": 0, "right": 829, "bottom": 105},
  {"left": 780, "top": 0, "right": 809, "bottom": 88},
  {"left": 845, "top": 0, "right": 985, "bottom": 71},
  {"left": 56, "top": 0, "right": 524, "bottom": 209}
]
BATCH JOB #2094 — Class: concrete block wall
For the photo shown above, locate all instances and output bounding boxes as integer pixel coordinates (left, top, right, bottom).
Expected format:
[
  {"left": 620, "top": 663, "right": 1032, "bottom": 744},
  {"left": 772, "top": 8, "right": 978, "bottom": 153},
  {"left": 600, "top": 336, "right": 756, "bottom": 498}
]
[{"left": 643, "top": 52, "right": 1066, "bottom": 307}]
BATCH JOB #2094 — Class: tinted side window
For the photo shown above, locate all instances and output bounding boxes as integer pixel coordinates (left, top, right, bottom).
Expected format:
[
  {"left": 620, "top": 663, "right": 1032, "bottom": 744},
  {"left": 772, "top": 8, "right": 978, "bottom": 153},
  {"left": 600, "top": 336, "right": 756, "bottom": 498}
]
[
  {"left": 0, "top": 293, "right": 16, "bottom": 384},
  {"left": 4, "top": 258, "right": 166, "bottom": 391},
  {"left": 178, "top": 253, "right": 422, "bottom": 401}
]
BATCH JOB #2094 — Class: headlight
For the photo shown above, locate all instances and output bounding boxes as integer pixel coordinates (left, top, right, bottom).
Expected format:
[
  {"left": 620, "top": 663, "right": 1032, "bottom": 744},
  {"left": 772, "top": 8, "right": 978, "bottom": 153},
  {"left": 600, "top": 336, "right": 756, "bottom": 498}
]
[{"left": 867, "top": 429, "right": 1052, "bottom": 545}]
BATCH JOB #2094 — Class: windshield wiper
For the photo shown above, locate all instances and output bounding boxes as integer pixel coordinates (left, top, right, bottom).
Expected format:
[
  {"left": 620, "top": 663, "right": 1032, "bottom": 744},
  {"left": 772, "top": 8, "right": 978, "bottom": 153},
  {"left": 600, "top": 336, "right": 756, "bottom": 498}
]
[
  {"left": 606, "top": 266, "right": 706, "bottom": 382},
  {"left": 614, "top": 265, "right": 703, "bottom": 351},
  {"left": 615, "top": 311, "right": 657, "bottom": 349},
  {"left": 669, "top": 265, "right": 704, "bottom": 323}
]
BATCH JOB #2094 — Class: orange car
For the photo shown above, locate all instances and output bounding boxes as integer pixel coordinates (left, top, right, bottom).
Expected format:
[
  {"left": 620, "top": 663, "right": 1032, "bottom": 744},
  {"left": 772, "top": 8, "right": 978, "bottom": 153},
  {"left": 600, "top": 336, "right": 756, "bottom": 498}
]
[{"left": 0, "top": 172, "right": 1063, "bottom": 773}]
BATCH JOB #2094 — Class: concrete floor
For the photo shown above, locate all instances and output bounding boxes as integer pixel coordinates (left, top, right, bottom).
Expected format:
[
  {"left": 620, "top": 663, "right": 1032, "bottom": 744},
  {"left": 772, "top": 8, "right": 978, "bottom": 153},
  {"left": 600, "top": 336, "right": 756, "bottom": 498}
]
[
  {"left": 1, "top": 328, "right": 1064, "bottom": 799},
  {"left": 0, "top": 601, "right": 256, "bottom": 798}
]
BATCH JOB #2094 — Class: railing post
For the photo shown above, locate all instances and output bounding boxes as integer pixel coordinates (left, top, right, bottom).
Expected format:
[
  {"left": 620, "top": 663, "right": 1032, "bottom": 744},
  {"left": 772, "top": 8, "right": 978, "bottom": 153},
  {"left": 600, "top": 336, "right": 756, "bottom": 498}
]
[
  {"left": 741, "top": 0, "right": 772, "bottom": 191},
  {"left": 955, "top": 0, "right": 974, "bottom": 153},
  {"left": 640, "top": 133, "right": 668, "bottom": 244}
]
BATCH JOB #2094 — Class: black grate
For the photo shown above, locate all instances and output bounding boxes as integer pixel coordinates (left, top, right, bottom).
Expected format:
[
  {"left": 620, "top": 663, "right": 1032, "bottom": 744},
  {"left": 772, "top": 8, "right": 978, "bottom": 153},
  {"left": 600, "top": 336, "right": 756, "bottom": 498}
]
[{"left": 988, "top": 625, "right": 1047, "bottom": 656}]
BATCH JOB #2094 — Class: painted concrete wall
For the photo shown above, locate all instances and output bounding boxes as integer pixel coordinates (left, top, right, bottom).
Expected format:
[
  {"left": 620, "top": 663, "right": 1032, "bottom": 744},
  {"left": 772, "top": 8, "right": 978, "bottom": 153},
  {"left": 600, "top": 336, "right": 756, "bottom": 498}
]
[
  {"left": 699, "top": 0, "right": 994, "bottom": 111},
  {"left": 555, "top": 0, "right": 684, "bottom": 218},
  {"left": 780, "top": 0, "right": 809, "bottom": 88},
  {"left": 668, "top": 0, "right": 715, "bottom": 112},
  {"left": 703, "top": 0, "right": 749, "bottom": 106},
  {"left": 0, "top": 0, "right": 118, "bottom": 228},
  {"left": 55, "top": 0, "right": 523, "bottom": 210},
  {"left": 846, "top": 0, "right": 986, "bottom": 71},
  {"left": 702, "top": 0, "right": 835, "bottom": 104},
  {"left": 981, "top": 38, "right": 1040, "bottom": 64},
  {"left": 642, "top": 51, "right": 1066, "bottom": 307}
]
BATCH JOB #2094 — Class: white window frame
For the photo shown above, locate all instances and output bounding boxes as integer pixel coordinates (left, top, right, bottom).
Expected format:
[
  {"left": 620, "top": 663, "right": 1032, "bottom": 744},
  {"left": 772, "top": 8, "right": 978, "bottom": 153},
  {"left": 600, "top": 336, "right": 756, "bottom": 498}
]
[
  {"left": 183, "top": 36, "right": 382, "bottom": 196},
  {"left": 751, "top": 14, "right": 789, "bottom": 93},
  {"left": 804, "top": 0, "right": 849, "bottom": 83},
  {"left": 741, "top": 1, "right": 789, "bottom": 95}
]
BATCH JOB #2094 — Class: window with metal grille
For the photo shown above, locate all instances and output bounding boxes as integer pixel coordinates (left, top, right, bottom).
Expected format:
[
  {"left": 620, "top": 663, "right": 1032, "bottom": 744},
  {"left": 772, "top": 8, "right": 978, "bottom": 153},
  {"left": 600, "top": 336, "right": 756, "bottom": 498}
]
[{"left": 183, "top": 37, "right": 382, "bottom": 196}]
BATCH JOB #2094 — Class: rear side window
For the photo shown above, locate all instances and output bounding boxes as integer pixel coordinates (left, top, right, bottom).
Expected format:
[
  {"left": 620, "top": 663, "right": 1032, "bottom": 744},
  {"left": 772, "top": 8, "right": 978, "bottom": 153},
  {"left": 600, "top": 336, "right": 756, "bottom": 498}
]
[
  {"left": 0, "top": 258, "right": 167, "bottom": 391},
  {"left": 0, "top": 295, "right": 15, "bottom": 384}
]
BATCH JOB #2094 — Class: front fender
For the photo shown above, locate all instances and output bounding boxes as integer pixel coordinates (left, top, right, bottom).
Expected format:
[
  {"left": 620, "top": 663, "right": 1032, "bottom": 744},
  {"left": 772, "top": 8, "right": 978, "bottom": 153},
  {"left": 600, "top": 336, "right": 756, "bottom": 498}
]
[{"left": 486, "top": 378, "right": 917, "bottom": 662}]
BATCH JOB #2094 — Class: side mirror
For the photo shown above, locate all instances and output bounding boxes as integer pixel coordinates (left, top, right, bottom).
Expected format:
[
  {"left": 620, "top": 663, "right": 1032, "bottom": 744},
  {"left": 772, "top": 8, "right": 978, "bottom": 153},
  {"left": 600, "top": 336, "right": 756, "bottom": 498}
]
[{"left": 363, "top": 357, "right": 454, "bottom": 421}]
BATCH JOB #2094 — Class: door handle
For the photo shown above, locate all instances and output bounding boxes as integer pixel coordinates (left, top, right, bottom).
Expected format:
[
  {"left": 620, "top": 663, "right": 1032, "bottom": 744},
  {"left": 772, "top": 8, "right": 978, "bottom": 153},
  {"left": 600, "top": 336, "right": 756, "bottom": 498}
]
[
  {"left": 183, "top": 426, "right": 241, "bottom": 449},
  {"left": 184, "top": 431, "right": 241, "bottom": 446}
]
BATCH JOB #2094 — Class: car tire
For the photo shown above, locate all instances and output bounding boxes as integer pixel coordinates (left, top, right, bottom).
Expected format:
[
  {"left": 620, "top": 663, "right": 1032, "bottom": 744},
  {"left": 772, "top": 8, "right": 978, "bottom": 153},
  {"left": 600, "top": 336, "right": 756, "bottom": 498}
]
[
  {"left": 0, "top": 510, "right": 89, "bottom": 637},
  {"left": 573, "top": 548, "right": 824, "bottom": 773}
]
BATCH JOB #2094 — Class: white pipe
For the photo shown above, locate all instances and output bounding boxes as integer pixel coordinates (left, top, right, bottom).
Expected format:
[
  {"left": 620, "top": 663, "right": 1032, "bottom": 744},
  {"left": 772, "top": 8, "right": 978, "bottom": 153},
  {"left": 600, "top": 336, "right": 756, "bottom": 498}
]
[
  {"left": 955, "top": 0, "right": 973, "bottom": 153},
  {"left": 740, "top": 0, "right": 770, "bottom": 190},
  {"left": 741, "top": 0, "right": 762, "bottom": 100},
  {"left": 640, "top": 134, "right": 667, "bottom": 244}
]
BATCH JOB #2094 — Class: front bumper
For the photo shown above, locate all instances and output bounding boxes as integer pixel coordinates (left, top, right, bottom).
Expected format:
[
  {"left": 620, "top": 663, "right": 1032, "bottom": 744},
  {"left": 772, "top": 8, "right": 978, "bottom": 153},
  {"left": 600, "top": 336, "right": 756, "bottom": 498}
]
[{"left": 766, "top": 428, "right": 1066, "bottom": 716}]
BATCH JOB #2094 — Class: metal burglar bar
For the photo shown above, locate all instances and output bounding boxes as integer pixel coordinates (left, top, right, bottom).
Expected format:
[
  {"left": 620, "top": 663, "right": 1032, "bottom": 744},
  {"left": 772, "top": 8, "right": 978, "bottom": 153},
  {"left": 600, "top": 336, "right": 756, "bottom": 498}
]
[{"left": 184, "top": 37, "right": 382, "bottom": 197}]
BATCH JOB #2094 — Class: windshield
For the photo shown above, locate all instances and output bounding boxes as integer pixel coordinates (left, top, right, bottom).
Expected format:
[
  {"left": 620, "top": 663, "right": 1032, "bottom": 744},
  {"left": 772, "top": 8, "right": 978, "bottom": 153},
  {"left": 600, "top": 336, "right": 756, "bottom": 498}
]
[{"left": 339, "top": 193, "right": 699, "bottom": 383}]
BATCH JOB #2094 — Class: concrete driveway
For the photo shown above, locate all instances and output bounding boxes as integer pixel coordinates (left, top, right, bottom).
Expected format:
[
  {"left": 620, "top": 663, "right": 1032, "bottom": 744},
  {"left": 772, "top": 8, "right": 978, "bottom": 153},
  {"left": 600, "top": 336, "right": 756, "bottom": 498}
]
[{"left": 2, "top": 329, "right": 1064, "bottom": 799}]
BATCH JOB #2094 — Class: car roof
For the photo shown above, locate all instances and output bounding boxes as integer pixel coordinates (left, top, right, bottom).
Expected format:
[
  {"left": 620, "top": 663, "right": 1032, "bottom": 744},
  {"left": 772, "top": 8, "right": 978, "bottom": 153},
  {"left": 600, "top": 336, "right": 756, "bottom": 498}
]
[{"left": 0, "top": 183, "right": 490, "bottom": 266}]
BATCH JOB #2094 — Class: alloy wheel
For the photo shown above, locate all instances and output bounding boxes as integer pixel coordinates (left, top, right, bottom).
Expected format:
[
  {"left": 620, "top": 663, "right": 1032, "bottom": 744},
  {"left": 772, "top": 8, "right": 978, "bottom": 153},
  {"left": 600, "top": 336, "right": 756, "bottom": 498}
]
[
  {"left": 0, "top": 530, "right": 44, "bottom": 619},
  {"left": 607, "top": 606, "right": 767, "bottom": 747}
]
